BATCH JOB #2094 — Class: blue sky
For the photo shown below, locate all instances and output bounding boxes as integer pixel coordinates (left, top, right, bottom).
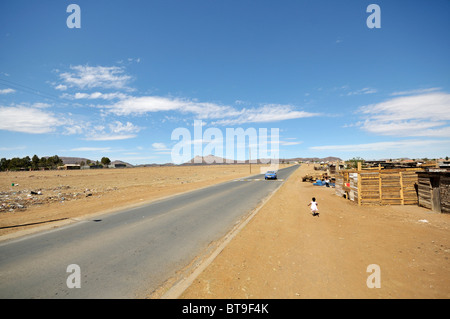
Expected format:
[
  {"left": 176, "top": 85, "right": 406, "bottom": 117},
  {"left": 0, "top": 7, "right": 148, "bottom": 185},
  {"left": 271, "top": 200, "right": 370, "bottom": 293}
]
[{"left": 1, "top": 0, "right": 449, "bottom": 164}]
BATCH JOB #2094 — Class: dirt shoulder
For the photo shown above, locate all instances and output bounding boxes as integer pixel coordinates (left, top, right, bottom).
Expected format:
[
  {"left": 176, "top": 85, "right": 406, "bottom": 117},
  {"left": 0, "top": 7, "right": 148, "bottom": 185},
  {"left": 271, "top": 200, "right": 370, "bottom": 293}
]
[{"left": 180, "top": 164, "right": 450, "bottom": 299}]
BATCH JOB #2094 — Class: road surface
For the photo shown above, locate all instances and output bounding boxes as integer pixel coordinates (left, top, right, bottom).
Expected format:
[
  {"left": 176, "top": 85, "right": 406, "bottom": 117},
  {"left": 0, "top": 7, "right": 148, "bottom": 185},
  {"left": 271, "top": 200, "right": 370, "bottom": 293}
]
[{"left": 0, "top": 165, "right": 298, "bottom": 298}]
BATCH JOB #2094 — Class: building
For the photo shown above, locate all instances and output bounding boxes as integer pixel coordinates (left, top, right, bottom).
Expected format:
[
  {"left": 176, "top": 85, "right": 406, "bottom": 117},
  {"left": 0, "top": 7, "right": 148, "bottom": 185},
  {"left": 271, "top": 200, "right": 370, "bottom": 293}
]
[
  {"left": 416, "top": 170, "right": 450, "bottom": 214},
  {"left": 62, "top": 164, "right": 81, "bottom": 170}
]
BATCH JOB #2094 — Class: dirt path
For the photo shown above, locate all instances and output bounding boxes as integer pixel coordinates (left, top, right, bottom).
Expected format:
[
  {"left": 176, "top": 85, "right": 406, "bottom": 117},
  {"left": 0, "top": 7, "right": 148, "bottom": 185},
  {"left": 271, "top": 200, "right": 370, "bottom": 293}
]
[{"left": 180, "top": 165, "right": 450, "bottom": 299}]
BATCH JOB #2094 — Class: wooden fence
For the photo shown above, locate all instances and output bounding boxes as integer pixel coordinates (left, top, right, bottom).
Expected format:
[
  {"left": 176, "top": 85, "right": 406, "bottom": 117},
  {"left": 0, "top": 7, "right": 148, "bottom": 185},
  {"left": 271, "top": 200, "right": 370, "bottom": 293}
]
[{"left": 335, "top": 168, "right": 422, "bottom": 206}]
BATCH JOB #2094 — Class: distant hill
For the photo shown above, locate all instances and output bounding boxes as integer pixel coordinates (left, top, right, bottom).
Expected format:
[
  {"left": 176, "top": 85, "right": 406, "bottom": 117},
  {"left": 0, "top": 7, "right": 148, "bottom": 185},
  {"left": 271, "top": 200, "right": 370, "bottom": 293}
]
[
  {"left": 182, "top": 155, "right": 342, "bottom": 165},
  {"left": 58, "top": 157, "right": 92, "bottom": 165},
  {"left": 183, "top": 155, "right": 270, "bottom": 165},
  {"left": 184, "top": 155, "right": 233, "bottom": 164},
  {"left": 58, "top": 157, "right": 134, "bottom": 167},
  {"left": 283, "top": 156, "right": 342, "bottom": 163}
]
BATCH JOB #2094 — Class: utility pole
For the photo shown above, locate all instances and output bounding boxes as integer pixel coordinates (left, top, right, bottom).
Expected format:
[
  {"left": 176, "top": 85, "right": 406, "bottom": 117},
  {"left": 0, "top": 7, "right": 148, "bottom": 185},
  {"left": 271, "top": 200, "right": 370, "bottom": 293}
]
[{"left": 249, "top": 146, "right": 252, "bottom": 174}]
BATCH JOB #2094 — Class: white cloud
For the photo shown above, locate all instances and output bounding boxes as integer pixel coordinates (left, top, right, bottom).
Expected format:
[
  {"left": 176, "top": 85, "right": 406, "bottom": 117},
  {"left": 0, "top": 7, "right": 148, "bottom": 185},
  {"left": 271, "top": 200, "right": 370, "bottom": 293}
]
[
  {"left": 0, "top": 146, "right": 26, "bottom": 151},
  {"left": 152, "top": 143, "right": 172, "bottom": 154},
  {"left": 32, "top": 102, "right": 52, "bottom": 109},
  {"left": 108, "top": 121, "right": 141, "bottom": 134},
  {"left": 68, "top": 92, "right": 128, "bottom": 100},
  {"left": 0, "top": 88, "right": 15, "bottom": 94},
  {"left": 102, "top": 96, "right": 238, "bottom": 120},
  {"left": 213, "top": 104, "right": 319, "bottom": 125},
  {"left": 347, "top": 87, "right": 377, "bottom": 96},
  {"left": 280, "top": 140, "right": 303, "bottom": 146},
  {"left": 0, "top": 106, "right": 62, "bottom": 134},
  {"left": 310, "top": 139, "right": 448, "bottom": 152},
  {"left": 101, "top": 96, "right": 318, "bottom": 125},
  {"left": 57, "top": 65, "right": 132, "bottom": 90},
  {"left": 390, "top": 87, "right": 441, "bottom": 96},
  {"left": 54, "top": 84, "right": 67, "bottom": 91},
  {"left": 84, "top": 134, "right": 137, "bottom": 141},
  {"left": 63, "top": 119, "right": 140, "bottom": 141},
  {"left": 357, "top": 92, "right": 450, "bottom": 137},
  {"left": 70, "top": 147, "right": 112, "bottom": 152},
  {"left": 152, "top": 142, "right": 170, "bottom": 150}
]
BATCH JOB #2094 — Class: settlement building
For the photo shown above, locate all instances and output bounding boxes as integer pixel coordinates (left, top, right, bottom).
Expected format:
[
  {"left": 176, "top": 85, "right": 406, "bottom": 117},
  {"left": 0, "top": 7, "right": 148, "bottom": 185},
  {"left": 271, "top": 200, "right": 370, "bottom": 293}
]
[{"left": 416, "top": 170, "right": 450, "bottom": 214}]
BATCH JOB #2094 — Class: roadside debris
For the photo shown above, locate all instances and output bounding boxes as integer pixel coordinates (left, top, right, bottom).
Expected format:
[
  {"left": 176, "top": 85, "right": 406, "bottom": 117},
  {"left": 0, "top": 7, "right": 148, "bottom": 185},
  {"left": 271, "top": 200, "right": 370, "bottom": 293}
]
[{"left": 0, "top": 185, "right": 118, "bottom": 213}]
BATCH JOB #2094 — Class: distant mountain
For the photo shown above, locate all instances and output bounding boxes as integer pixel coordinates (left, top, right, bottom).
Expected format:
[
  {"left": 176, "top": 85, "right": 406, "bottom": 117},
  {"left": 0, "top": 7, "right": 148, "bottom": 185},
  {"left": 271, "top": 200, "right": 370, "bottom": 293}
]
[
  {"left": 182, "top": 155, "right": 342, "bottom": 165},
  {"left": 282, "top": 156, "right": 342, "bottom": 163},
  {"left": 58, "top": 157, "right": 92, "bottom": 165},
  {"left": 135, "top": 163, "right": 175, "bottom": 167},
  {"left": 184, "top": 155, "right": 233, "bottom": 165}
]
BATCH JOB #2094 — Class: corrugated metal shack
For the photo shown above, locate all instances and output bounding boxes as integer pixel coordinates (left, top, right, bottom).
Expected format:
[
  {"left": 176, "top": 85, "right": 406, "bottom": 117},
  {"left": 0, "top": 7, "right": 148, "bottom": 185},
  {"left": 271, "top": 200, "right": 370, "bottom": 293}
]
[
  {"left": 335, "top": 162, "right": 423, "bottom": 206},
  {"left": 416, "top": 170, "right": 450, "bottom": 214}
]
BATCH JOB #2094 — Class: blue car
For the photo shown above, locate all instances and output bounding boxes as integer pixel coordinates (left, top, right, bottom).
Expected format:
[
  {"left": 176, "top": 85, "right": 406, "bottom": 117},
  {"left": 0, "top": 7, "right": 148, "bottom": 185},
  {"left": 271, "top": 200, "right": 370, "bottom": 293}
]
[{"left": 265, "top": 170, "right": 277, "bottom": 180}]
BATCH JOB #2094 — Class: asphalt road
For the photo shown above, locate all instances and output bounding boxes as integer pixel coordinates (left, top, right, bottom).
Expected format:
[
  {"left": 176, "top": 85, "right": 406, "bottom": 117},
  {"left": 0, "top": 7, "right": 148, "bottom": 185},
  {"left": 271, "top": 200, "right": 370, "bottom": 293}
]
[{"left": 0, "top": 165, "right": 299, "bottom": 298}]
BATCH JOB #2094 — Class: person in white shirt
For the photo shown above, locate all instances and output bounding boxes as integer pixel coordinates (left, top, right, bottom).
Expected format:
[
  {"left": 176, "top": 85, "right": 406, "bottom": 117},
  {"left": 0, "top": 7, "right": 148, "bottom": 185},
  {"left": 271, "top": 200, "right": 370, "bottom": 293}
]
[{"left": 308, "top": 197, "right": 319, "bottom": 216}]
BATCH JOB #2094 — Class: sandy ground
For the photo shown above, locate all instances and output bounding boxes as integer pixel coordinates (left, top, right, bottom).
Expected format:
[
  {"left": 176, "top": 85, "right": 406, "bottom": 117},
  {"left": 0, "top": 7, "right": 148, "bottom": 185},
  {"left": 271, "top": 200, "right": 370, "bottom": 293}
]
[
  {"left": 179, "top": 164, "right": 450, "bottom": 299},
  {"left": 0, "top": 164, "right": 282, "bottom": 239}
]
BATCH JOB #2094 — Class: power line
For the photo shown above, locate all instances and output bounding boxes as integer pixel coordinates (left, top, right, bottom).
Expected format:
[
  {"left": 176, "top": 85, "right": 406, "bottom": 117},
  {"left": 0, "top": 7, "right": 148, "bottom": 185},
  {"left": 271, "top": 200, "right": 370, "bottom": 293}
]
[{"left": 0, "top": 78, "right": 63, "bottom": 102}]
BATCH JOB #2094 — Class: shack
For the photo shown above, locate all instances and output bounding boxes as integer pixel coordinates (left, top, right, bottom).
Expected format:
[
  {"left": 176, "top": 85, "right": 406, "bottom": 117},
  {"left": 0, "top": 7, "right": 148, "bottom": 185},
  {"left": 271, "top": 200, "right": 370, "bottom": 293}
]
[
  {"left": 62, "top": 164, "right": 81, "bottom": 170},
  {"left": 416, "top": 170, "right": 450, "bottom": 214},
  {"left": 335, "top": 162, "right": 423, "bottom": 206}
]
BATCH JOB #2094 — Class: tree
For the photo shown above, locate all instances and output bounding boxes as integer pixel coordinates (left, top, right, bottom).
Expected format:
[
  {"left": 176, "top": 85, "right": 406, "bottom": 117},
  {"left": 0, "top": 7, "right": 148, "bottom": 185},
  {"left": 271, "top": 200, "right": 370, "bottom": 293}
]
[
  {"left": 346, "top": 157, "right": 364, "bottom": 169},
  {"left": 0, "top": 158, "right": 7, "bottom": 171},
  {"left": 46, "top": 155, "right": 63, "bottom": 169},
  {"left": 9, "top": 157, "right": 22, "bottom": 170},
  {"left": 39, "top": 157, "right": 48, "bottom": 169},
  {"left": 23, "top": 156, "right": 31, "bottom": 169},
  {"left": 101, "top": 157, "right": 111, "bottom": 166},
  {"left": 32, "top": 155, "right": 40, "bottom": 170}
]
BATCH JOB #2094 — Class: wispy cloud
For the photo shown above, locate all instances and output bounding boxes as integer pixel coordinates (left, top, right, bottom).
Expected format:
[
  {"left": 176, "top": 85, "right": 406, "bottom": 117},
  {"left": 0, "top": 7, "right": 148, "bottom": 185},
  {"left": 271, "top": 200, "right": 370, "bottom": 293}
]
[
  {"left": 213, "top": 104, "right": 319, "bottom": 125},
  {"left": 102, "top": 95, "right": 239, "bottom": 119},
  {"left": 280, "top": 140, "right": 303, "bottom": 146},
  {"left": 357, "top": 92, "right": 450, "bottom": 137},
  {"left": 56, "top": 65, "right": 132, "bottom": 90},
  {"left": 84, "top": 135, "right": 137, "bottom": 141},
  {"left": 390, "top": 87, "right": 441, "bottom": 96},
  {"left": 151, "top": 142, "right": 172, "bottom": 154},
  {"left": 70, "top": 147, "right": 112, "bottom": 152},
  {"left": 83, "top": 121, "right": 141, "bottom": 141},
  {"left": 152, "top": 142, "right": 170, "bottom": 151},
  {"left": 0, "top": 88, "right": 15, "bottom": 95},
  {"left": 346, "top": 87, "right": 377, "bottom": 96},
  {"left": 101, "top": 96, "right": 319, "bottom": 125},
  {"left": 63, "top": 119, "right": 141, "bottom": 141},
  {"left": 310, "top": 139, "right": 448, "bottom": 152},
  {"left": 62, "top": 91, "right": 129, "bottom": 100},
  {"left": 54, "top": 84, "right": 67, "bottom": 91},
  {"left": 108, "top": 121, "right": 141, "bottom": 134}
]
